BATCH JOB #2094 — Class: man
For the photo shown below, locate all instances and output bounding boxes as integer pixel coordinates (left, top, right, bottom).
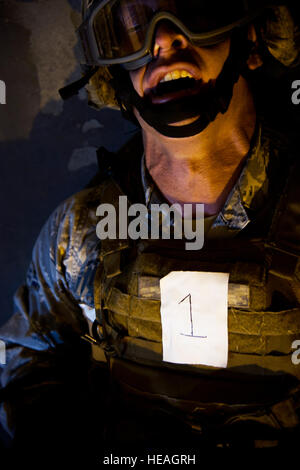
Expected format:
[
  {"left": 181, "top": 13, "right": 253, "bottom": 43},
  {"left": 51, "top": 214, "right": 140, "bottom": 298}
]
[{"left": 1, "top": 0, "right": 300, "bottom": 455}]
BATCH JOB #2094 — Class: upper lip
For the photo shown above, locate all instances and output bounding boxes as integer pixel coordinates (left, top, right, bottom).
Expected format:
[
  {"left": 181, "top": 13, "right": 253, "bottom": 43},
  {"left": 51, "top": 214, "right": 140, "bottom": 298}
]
[{"left": 145, "top": 63, "right": 201, "bottom": 92}]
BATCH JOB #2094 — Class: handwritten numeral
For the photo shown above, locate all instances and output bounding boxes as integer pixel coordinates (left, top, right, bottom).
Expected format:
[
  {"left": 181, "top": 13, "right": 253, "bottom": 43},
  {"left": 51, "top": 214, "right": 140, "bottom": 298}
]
[{"left": 178, "top": 293, "right": 207, "bottom": 339}]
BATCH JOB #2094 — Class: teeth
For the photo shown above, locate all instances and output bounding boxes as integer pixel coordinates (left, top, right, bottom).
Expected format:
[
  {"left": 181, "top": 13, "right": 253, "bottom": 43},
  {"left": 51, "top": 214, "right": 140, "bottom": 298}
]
[{"left": 159, "top": 70, "right": 193, "bottom": 83}]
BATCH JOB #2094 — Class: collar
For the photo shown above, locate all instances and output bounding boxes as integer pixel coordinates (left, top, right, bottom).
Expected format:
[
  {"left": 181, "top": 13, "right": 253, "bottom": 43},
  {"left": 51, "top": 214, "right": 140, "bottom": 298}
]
[{"left": 141, "top": 122, "right": 271, "bottom": 234}]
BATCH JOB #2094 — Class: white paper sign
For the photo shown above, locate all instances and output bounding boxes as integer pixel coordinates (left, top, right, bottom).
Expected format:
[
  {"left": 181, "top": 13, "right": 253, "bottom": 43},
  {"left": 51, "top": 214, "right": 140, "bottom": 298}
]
[{"left": 160, "top": 271, "right": 229, "bottom": 368}]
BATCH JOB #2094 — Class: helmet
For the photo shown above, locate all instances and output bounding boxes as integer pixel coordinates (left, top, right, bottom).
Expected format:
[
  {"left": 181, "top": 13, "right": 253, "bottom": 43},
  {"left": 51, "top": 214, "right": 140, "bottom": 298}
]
[
  {"left": 61, "top": 1, "right": 300, "bottom": 137},
  {"left": 79, "top": 0, "right": 267, "bottom": 70}
]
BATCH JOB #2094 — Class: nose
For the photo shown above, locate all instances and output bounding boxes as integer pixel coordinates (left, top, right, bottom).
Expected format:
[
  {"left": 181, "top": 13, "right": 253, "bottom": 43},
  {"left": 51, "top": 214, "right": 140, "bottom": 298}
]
[{"left": 152, "top": 21, "right": 189, "bottom": 58}]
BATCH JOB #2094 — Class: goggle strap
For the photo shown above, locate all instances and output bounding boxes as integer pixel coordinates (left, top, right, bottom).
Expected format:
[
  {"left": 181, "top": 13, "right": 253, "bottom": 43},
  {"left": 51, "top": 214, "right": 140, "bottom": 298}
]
[{"left": 59, "top": 67, "right": 99, "bottom": 101}]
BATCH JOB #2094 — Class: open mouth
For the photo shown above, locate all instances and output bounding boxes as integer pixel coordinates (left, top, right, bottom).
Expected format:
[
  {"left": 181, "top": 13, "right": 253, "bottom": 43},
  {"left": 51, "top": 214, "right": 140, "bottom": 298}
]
[{"left": 146, "top": 73, "right": 202, "bottom": 104}]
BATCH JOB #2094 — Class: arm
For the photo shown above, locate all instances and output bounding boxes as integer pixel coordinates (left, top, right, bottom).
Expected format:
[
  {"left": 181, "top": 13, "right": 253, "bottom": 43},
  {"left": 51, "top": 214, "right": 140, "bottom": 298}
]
[{"left": 0, "top": 189, "right": 102, "bottom": 453}]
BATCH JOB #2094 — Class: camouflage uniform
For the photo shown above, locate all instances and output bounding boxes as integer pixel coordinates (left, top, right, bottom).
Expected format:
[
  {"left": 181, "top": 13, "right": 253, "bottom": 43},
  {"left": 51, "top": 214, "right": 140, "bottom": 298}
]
[{"left": 0, "top": 119, "right": 297, "bottom": 452}]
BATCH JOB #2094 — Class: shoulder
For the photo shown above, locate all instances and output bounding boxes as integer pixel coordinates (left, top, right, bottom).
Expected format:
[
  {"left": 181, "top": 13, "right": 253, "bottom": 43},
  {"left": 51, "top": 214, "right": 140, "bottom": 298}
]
[
  {"left": 33, "top": 132, "right": 144, "bottom": 307},
  {"left": 33, "top": 185, "right": 103, "bottom": 307},
  {"left": 54, "top": 185, "right": 103, "bottom": 244}
]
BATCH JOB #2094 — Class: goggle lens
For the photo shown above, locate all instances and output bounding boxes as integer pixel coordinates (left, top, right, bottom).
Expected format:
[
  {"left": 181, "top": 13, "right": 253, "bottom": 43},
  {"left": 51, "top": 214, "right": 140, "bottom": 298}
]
[{"left": 84, "top": 0, "right": 256, "bottom": 63}]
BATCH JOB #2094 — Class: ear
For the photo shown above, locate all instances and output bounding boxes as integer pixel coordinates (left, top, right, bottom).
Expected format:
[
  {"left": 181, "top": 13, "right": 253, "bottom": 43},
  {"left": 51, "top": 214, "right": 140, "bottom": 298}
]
[{"left": 247, "top": 24, "right": 263, "bottom": 70}]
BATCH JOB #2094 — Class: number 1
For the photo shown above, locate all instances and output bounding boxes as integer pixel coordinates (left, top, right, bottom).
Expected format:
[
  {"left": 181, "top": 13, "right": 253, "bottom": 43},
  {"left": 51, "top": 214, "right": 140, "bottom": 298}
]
[{"left": 179, "top": 293, "right": 193, "bottom": 336}]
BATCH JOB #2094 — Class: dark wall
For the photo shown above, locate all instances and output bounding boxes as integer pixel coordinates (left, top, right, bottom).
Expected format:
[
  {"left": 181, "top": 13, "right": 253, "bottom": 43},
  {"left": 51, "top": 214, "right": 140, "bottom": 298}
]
[{"left": 0, "top": 0, "right": 136, "bottom": 327}]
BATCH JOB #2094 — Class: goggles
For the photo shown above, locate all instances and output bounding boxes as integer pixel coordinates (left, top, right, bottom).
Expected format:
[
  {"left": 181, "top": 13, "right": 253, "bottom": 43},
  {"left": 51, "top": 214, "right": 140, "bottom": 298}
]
[{"left": 78, "top": 0, "right": 265, "bottom": 70}]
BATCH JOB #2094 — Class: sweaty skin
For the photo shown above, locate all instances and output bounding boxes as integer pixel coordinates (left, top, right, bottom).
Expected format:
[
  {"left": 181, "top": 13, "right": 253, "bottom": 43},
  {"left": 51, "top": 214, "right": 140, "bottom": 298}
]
[{"left": 130, "top": 22, "right": 263, "bottom": 216}]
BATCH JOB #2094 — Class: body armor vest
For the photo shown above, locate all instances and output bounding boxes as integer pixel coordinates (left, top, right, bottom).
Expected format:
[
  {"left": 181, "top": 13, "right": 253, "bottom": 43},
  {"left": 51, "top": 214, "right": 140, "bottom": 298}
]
[{"left": 89, "top": 129, "right": 300, "bottom": 435}]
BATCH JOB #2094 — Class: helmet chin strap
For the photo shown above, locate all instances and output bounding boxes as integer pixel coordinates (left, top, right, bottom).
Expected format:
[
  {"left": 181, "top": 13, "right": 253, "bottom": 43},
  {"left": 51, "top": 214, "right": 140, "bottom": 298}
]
[{"left": 112, "top": 31, "right": 253, "bottom": 138}]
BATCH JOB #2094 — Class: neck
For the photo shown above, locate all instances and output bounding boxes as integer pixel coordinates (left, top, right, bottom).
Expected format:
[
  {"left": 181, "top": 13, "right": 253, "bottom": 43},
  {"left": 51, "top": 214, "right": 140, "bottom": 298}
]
[{"left": 141, "top": 77, "right": 257, "bottom": 216}]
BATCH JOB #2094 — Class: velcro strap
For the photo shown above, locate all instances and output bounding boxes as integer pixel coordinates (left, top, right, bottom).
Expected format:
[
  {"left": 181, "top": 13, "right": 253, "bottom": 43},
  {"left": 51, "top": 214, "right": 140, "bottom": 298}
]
[
  {"left": 267, "top": 245, "right": 299, "bottom": 280},
  {"left": 103, "top": 250, "right": 122, "bottom": 278},
  {"left": 105, "top": 286, "right": 300, "bottom": 354}
]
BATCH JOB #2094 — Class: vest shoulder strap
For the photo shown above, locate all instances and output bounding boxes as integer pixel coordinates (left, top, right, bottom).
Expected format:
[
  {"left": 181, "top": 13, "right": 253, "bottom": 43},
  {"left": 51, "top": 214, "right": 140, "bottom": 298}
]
[{"left": 266, "top": 155, "right": 300, "bottom": 280}]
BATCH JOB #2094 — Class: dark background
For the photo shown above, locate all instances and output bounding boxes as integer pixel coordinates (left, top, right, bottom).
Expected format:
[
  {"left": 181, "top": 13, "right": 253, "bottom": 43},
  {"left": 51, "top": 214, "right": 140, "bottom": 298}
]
[{"left": 0, "top": 0, "right": 136, "bottom": 328}]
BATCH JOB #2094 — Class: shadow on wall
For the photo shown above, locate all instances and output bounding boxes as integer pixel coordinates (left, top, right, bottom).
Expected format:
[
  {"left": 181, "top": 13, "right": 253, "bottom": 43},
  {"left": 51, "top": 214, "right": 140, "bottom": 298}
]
[
  {"left": 0, "top": 97, "right": 136, "bottom": 328},
  {"left": 0, "top": 0, "right": 137, "bottom": 327}
]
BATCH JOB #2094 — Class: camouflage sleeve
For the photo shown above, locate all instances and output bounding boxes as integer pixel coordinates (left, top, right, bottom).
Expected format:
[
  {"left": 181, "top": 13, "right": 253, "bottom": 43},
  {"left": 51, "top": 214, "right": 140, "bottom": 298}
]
[{"left": 0, "top": 189, "right": 101, "bottom": 450}]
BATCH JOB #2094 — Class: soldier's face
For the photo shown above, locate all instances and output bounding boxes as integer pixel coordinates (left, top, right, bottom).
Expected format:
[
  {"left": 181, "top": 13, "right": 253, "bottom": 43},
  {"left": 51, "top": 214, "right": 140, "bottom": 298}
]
[{"left": 129, "top": 20, "right": 231, "bottom": 107}]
